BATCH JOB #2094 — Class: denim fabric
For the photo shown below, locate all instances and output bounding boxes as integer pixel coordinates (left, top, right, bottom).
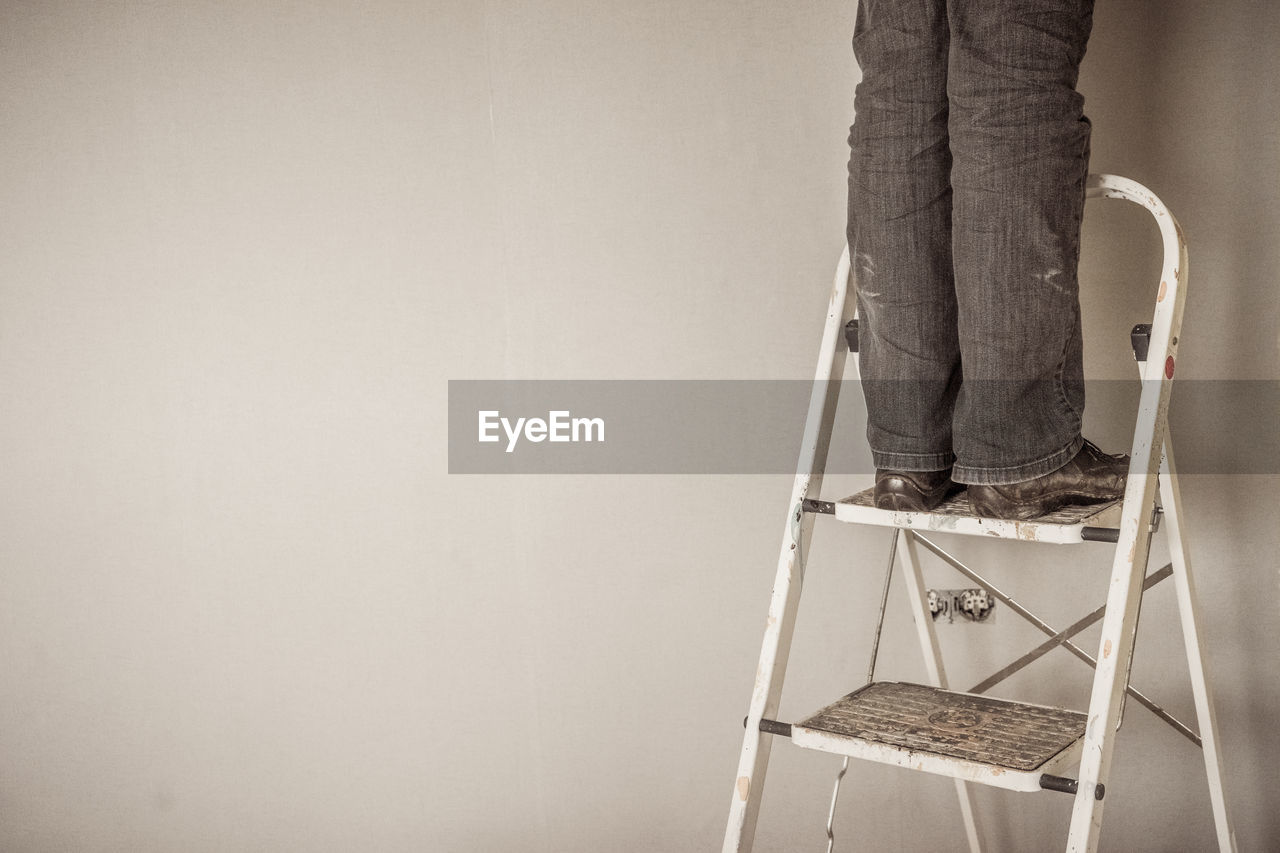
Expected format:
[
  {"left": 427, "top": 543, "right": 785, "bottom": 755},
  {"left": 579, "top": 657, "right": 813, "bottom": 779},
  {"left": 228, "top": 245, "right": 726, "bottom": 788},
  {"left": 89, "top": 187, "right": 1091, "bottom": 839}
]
[{"left": 847, "top": 0, "right": 1094, "bottom": 485}]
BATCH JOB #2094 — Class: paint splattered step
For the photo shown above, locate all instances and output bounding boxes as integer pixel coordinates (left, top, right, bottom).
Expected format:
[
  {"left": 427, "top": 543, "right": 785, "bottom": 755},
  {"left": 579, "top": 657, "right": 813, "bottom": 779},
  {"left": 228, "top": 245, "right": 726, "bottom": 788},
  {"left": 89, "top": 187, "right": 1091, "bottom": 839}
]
[
  {"left": 833, "top": 488, "right": 1122, "bottom": 544},
  {"left": 789, "top": 682, "right": 1087, "bottom": 792}
]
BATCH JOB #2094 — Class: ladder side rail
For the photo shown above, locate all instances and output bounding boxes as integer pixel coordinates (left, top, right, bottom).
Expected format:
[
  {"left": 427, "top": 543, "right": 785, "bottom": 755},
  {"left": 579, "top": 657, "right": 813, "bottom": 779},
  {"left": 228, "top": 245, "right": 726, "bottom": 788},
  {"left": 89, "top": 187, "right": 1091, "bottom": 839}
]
[
  {"left": 1067, "top": 175, "right": 1188, "bottom": 851},
  {"left": 1159, "top": 439, "right": 1238, "bottom": 851},
  {"left": 725, "top": 247, "right": 858, "bottom": 853},
  {"left": 899, "top": 531, "right": 985, "bottom": 853}
]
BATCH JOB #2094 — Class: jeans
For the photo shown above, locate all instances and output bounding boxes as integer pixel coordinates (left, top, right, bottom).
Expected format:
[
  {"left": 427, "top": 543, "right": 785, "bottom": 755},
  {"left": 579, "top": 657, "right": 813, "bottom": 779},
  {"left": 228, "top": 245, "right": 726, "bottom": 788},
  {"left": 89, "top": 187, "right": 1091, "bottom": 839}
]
[{"left": 847, "top": 0, "right": 1095, "bottom": 485}]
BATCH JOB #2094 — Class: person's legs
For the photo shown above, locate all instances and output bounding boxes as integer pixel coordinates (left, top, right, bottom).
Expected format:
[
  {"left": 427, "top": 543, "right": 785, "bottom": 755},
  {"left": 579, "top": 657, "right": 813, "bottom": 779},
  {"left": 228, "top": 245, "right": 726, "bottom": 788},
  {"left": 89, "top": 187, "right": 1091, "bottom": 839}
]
[
  {"left": 848, "top": 0, "right": 959, "bottom": 478},
  {"left": 848, "top": 0, "right": 1123, "bottom": 517},
  {"left": 946, "top": 0, "right": 1096, "bottom": 485}
]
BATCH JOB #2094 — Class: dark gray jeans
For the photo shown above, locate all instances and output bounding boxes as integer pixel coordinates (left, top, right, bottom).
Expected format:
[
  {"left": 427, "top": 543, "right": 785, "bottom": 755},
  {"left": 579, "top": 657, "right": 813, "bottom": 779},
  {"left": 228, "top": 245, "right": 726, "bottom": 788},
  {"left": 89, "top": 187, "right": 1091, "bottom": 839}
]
[{"left": 847, "top": 0, "right": 1095, "bottom": 485}]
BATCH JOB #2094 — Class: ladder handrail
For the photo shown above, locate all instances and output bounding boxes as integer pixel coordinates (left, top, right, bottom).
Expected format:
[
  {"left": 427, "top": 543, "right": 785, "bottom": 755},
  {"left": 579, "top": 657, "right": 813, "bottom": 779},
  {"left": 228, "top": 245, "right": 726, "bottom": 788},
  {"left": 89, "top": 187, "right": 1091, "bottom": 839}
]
[
  {"left": 1085, "top": 173, "right": 1188, "bottom": 386},
  {"left": 1069, "top": 174, "right": 1190, "bottom": 849}
]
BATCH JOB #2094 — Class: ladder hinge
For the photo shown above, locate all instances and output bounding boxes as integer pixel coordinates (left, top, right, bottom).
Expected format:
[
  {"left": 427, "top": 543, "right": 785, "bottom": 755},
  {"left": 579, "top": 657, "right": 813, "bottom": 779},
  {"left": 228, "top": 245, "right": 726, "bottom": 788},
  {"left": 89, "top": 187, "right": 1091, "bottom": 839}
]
[
  {"left": 1039, "top": 774, "right": 1105, "bottom": 800},
  {"left": 760, "top": 718, "right": 792, "bottom": 738},
  {"left": 844, "top": 318, "right": 859, "bottom": 353},
  {"left": 1131, "top": 323, "right": 1152, "bottom": 362},
  {"left": 742, "top": 716, "right": 793, "bottom": 738},
  {"left": 801, "top": 498, "right": 835, "bottom": 515}
]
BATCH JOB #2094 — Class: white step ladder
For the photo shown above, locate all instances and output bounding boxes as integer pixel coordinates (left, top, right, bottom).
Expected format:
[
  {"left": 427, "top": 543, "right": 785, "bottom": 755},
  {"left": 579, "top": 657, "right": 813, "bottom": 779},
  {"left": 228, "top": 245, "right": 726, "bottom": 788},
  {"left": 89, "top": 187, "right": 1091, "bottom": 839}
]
[{"left": 724, "top": 175, "right": 1237, "bottom": 852}]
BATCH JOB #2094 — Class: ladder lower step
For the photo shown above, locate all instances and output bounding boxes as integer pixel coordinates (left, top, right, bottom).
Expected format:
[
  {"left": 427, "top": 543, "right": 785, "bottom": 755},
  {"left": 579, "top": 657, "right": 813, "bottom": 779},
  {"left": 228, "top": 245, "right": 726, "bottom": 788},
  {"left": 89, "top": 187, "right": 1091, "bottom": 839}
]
[
  {"left": 790, "top": 682, "right": 1086, "bottom": 792},
  {"left": 833, "top": 488, "right": 1121, "bottom": 544}
]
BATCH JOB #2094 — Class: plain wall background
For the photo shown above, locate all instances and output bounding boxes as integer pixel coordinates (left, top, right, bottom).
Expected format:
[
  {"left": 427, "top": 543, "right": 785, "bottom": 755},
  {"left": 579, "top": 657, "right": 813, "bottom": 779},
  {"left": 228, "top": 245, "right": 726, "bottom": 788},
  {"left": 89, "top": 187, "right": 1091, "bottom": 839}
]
[{"left": 2, "top": 1, "right": 1277, "bottom": 850}]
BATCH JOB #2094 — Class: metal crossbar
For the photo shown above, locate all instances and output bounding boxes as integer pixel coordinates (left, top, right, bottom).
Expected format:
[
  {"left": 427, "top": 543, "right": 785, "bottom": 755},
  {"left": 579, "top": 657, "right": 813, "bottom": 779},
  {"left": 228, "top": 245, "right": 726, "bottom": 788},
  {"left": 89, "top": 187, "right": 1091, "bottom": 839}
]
[
  {"left": 912, "top": 534, "right": 1200, "bottom": 746},
  {"left": 969, "top": 564, "right": 1172, "bottom": 695}
]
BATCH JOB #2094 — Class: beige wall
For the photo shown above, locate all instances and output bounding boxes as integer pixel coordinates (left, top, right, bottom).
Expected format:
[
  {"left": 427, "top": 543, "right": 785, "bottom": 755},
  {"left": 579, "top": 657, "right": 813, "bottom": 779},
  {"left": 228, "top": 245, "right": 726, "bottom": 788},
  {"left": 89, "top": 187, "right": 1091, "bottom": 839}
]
[{"left": 2, "top": 1, "right": 1277, "bottom": 850}]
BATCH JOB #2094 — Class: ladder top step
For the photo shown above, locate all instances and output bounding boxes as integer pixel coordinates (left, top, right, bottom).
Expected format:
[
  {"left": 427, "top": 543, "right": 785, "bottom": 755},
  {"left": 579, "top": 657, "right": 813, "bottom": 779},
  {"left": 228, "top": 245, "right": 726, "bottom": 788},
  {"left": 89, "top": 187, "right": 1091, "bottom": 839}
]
[
  {"left": 834, "top": 488, "right": 1121, "bottom": 544},
  {"left": 791, "top": 682, "right": 1086, "bottom": 791}
]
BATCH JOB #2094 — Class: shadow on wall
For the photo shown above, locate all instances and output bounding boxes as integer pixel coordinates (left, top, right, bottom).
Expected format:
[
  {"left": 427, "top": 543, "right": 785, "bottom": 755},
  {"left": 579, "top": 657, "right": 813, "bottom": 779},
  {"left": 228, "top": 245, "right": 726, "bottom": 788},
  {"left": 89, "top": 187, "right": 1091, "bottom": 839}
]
[
  {"left": 1087, "top": 0, "right": 1280, "bottom": 378},
  {"left": 1085, "top": 2, "right": 1280, "bottom": 850}
]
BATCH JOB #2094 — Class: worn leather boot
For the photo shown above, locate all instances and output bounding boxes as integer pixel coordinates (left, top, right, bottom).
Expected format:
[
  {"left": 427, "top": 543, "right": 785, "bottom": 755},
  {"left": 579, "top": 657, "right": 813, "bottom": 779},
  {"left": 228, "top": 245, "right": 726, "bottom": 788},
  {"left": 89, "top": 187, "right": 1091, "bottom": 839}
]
[
  {"left": 967, "top": 440, "right": 1129, "bottom": 521},
  {"left": 874, "top": 468, "right": 961, "bottom": 512}
]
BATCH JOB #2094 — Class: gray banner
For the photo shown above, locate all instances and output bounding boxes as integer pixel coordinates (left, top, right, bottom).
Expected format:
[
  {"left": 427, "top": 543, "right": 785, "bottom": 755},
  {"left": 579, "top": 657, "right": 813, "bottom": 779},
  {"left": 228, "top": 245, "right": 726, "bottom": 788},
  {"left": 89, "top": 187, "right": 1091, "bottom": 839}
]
[{"left": 448, "top": 380, "right": 1279, "bottom": 474}]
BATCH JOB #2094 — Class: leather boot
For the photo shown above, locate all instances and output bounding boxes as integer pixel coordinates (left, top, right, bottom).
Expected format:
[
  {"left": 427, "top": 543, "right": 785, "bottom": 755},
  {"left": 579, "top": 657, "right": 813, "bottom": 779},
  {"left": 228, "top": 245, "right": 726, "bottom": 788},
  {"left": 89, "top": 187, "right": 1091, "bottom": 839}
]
[
  {"left": 874, "top": 468, "right": 961, "bottom": 512},
  {"left": 967, "top": 440, "right": 1128, "bottom": 521}
]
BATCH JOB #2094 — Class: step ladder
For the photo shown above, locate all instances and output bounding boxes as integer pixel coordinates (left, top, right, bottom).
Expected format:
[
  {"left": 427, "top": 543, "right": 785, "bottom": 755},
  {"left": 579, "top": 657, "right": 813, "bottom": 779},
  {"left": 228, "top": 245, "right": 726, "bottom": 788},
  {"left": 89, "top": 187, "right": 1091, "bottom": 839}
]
[{"left": 724, "top": 174, "right": 1237, "bottom": 852}]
